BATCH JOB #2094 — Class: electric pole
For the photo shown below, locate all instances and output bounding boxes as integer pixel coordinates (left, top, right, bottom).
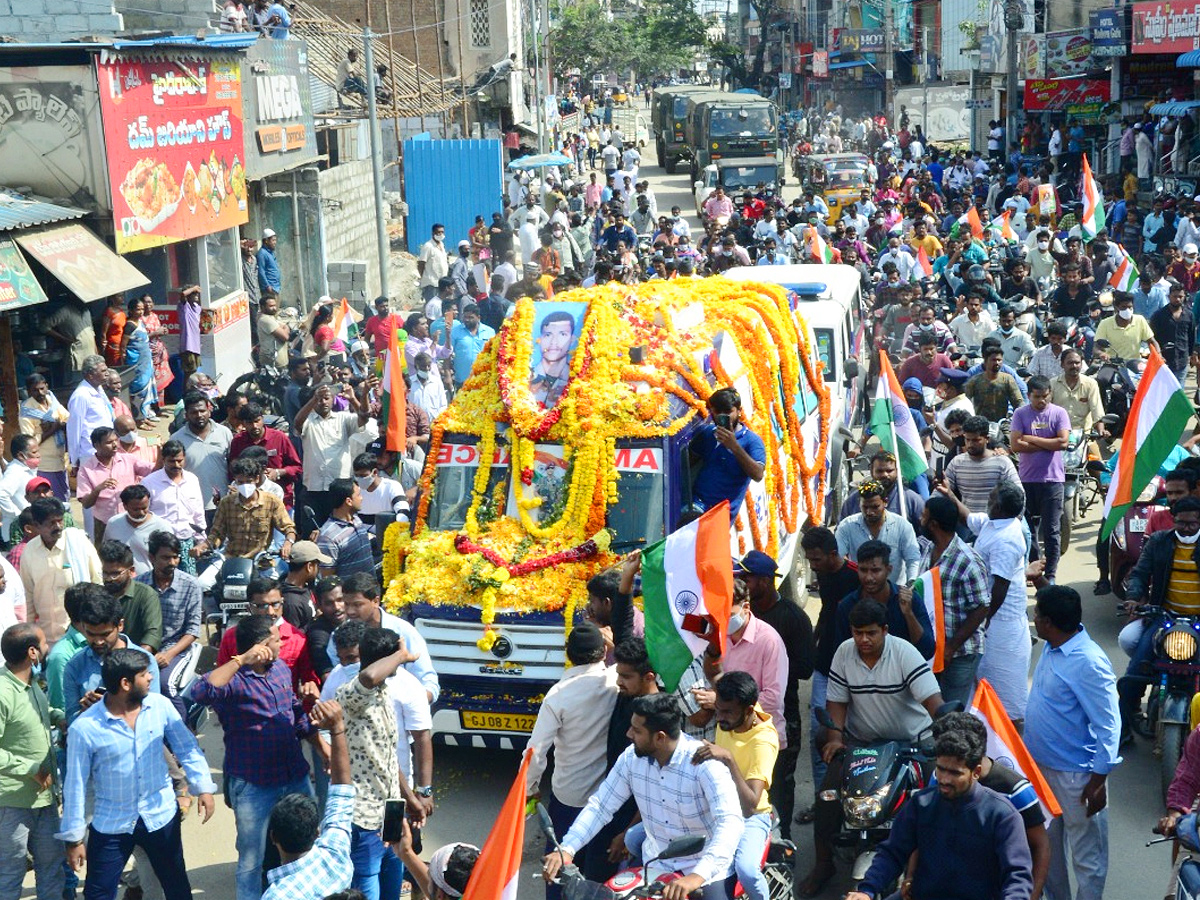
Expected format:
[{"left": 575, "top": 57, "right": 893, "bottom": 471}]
[
  {"left": 1004, "top": 0, "right": 1023, "bottom": 156},
  {"left": 363, "top": 28, "right": 390, "bottom": 300},
  {"left": 884, "top": 0, "right": 895, "bottom": 113}
]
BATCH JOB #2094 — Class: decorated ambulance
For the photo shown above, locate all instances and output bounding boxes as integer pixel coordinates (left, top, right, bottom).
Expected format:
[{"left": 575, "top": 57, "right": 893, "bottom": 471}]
[{"left": 381, "top": 277, "right": 833, "bottom": 747}]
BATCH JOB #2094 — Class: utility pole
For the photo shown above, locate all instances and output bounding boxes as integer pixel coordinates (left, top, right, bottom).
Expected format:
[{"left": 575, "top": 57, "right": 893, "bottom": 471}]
[
  {"left": 883, "top": 0, "right": 895, "bottom": 117},
  {"left": 530, "top": 0, "right": 548, "bottom": 152},
  {"left": 363, "top": 28, "right": 390, "bottom": 300},
  {"left": 1004, "top": 0, "right": 1023, "bottom": 158},
  {"left": 921, "top": 24, "right": 929, "bottom": 134}
]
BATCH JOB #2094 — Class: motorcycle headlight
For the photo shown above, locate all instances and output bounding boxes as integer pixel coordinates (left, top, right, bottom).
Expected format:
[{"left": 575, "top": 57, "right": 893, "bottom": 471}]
[
  {"left": 1163, "top": 629, "right": 1197, "bottom": 662},
  {"left": 844, "top": 782, "right": 892, "bottom": 828}
]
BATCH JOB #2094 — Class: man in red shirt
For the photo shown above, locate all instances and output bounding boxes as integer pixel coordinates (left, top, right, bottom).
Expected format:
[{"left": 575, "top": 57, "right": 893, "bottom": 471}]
[
  {"left": 1147, "top": 468, "right": 1200, "bottom": 534},
  {"left": 741, "top": 191, "right": 766, "bottom": 222},
  {"left": 229, "top": 402, "right": 303, "bottom": 509},
  {"left": 216, "top": 578, "right": 319, "bottom": 699},
  {"left": 361, "top": 295, "right": 396, "bottom": 356}
]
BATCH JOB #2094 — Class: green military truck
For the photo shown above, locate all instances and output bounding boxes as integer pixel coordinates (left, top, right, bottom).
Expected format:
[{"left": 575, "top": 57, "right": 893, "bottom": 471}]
[
  {"left": 650, "top": 86, "right": 723, "bottom": 174},
  {"left": 682, "top": 92, "right": 780, "bottom": 179}
]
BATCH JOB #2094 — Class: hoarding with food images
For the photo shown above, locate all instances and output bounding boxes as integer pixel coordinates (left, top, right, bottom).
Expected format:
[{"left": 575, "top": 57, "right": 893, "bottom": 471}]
[
  {"left": 96, "top": 55, "right": 249, "bottom": 254},
  {"left": 1023, "top": 77, "right": 1111, "bottom": 111},
  {"left": 1043, "top": 29, "right": 1094, "bottom": 78}
]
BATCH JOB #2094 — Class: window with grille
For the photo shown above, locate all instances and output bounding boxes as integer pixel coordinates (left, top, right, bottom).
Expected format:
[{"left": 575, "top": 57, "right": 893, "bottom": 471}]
[{"left": 470, "top": 0, "right": 491, "bottom": 47}]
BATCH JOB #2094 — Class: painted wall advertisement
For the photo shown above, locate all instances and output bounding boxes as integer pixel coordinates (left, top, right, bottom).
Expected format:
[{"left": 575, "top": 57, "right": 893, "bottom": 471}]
[
  {"left": 1024, "top": 78, "right": 1111, "bottom": 111},
  {"left": 96, "top": 55, "right": 249, "bottom": 254},
  {"left": 894, "top": 85, "right": 970, "bottom": 143},
  {"left": 1132, "top": 0, "right": 1200, "bottom": 53}
]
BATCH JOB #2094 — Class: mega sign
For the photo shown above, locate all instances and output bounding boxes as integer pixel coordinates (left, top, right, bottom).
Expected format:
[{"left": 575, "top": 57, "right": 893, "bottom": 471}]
[
  {"left": 1132, "top": 0, "right": 1200, "bottom": 53},
  {"left": 96, "top": 55, "right": 248, "bottom": 253},
  {"left": 242, "top": 40, "right": 317, "bottom": 178}
]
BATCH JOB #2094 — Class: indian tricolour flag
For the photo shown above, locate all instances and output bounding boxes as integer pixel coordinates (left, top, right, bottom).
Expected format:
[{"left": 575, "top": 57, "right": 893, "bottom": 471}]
[
  {"left": 989, "top": 209, "right": 1018, "bottom": 243},
  {"left": 462, "top": 749, "right": 530, "bottom": 900},
  {"left": 642, "top": 502, "right": 733, "bottom": 692},
  {"left": 331, "top": 297, "right": 360, "bottom": 345},
  {"left": 916, "top": 246, "right": 934, "bottom": 278},
  {"left": 1109, "top": 244, "right": 1139, "bottom": 292},
  {"left": 912, "top": 567, "right": 946, "bottom": 673},
  {"left": 1080, "top": 152, "right": 1106, "bottom": 242},
  {"left": 972, "top": 679, "right": 1063, "bottom": 820},
  {"left": 951, "top": 206, "right": 984, "bottom": 240},
  {"left": 811, "top": 230, "right": 834, "bottom": 263},
  {"left": 380, "top": 318, "right": 406, "bottom": 452},
  {"left": 1101, "top": 346, "right": 1193, "bottom": 539},
  {"left": 869, "top": 350, "right": 928, "bottom": 488}
]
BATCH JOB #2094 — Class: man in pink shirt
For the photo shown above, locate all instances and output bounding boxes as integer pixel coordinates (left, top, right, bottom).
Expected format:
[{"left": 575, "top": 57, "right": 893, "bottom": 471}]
[
  {"left": 721, "top": 579, "right": 788, "bottom": 749},
  {"left": 75, "top": 426, "right": 155, "bottom": 544},
  {"left": 584, "top": 172, "right": 603, "bottom": 209}
]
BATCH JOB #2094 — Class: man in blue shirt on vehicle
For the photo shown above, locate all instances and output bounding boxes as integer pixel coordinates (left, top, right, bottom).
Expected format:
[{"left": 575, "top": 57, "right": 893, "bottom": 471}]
[
  {"left": 689, "top": 387, "right": 766, "bottom": 519},
  {"left": 600, "top": 211, "right": 637, "bottom": 253}
]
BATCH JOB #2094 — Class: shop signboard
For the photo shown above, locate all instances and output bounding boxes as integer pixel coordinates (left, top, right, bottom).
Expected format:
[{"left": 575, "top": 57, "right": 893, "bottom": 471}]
[
  {"left": 242, "top": 41, "right": 317, "bottom": 179},
  {"left": 96, "top": 55, "right": 249, "bottom": 254},
  {"left": 0, "top": 67, "right": 109, "bottom": 212},
  {"left": 1023, "top": 77, "right": 1111, "bottom": 111},
  {"left": 812, "top": 50, "right": 829, "bottom": 77},
  {"left": 0, "top": 239, "right": 48, "bottom": 311},
  {"left": 1132, "top": 0, "right": 1200, "bottom": 53},
  {"left": 840, "top": 29, "right": 886, "bottom": 53},
  {"left": 1044, "top": 29, "right": 1094, "bottom": 78},
  {"left": 1121, "top": 56, "right": 1195, "bottom": 96},
  {"left": 15, "top": 224, "right": 149, "bottom": 302},
  {"left": 894, "top": 85, "right": 971, "bottom": 143},
  {"left": 1023, "top": 35, "right": 1045, "bottom": 79},
  {"left": 1090, "top": 8, "right": 1127, "bottom": 56}
]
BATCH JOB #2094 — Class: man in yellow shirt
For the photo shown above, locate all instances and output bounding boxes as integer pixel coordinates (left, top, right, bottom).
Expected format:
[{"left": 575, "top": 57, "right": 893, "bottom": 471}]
[
  {"left": 909, "top": 219, "right": 943, "bottom": 259},
  {"left": 692, "top": 671, "right": 778, "bottom": 900},
  {"left": 1094, "top": 292, "right": 1157, "bottom": 362}
]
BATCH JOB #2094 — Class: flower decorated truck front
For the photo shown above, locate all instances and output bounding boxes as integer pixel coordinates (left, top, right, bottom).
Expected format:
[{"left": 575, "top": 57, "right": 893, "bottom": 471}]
[{"left": 382, "top": 278, "right": 831, "bottom": 748}]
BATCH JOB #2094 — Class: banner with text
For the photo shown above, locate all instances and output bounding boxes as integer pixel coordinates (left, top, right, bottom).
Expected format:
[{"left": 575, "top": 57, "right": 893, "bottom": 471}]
[
  {"left": 1023, "top": 77, "right": 1111, "bottom": 111},
  {"left": 96, "top": 55, "right": 249, "bottom": 253},
  {"left": 1132, "top": 0, "right": 1200, "bottom": 53},
  {"left": 1091, "top": 8, "right": 1127, "bottom": 56},
  {"left": 242, "top": 40, "right": 317, "bottom": 179}
]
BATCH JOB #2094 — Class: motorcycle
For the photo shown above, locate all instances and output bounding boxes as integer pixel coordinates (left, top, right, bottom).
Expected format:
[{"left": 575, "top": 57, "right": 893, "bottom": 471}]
[
  {"left": 203, "top": 549, "right": 288, "bottom": 645},
  {"left": 1090, "top": 339, "right": 1147, "bottom": 438},
  {"left": 1060, "top": 414, "right": 1119, "bottom": 551},
  {"left": 1120, "top": 606, "right": 1200, "bottom": 799},
  {"left": 1149, "top": 814, "right": 1200, "bottom": 900},
  {"left": 541, "top": 805, "right": 795, "bottom": 900},
  {"left": 815, "top": 708, "right": 932, "bottom": 882},
  {"left": 1110, "top": 478, "right": 1168, "bottom": 602},
  {"left": 229, "top": 364, "right": 289, "bottom": 417}
]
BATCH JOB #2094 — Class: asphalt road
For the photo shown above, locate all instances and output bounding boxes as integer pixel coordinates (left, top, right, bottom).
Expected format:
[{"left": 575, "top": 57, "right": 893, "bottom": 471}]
[{"left": 22, "top": 159, "right": 1177, "bottom": 899}]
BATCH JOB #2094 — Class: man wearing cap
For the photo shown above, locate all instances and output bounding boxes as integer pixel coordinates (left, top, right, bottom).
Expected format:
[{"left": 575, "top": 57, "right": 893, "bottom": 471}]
[
  {"left": 898, "top": 330, "right": 954, "bottom": 388},
  {"left": 257, "top": 229, "right": 282, "bottom": 296},
  {"left": 278, "top": 541, "right": 331, "bottom": 629},
  {"left": 449, "top": 240, "right": 472, "bottom": 299},
  {"left": 735, "top": 550, "right": 813, "bottom": 841},
  {"left": 526, "top": 622, "right": 618, "bottom": 897},
  {"left": 418, "top": 224, "right": 450, "bottom": 302}
]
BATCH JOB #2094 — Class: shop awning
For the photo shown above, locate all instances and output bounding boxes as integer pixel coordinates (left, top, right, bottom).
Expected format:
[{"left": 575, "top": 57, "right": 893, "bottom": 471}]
[
  {"left": 1149, "top": 100, "right": 1200, "bottom": 115},
  {"left": 0, "top": 192, "right": 86, "bottom": 232},
  {"left": 830, "top": 60, "right": 869, "bottom": 70},
  {"left": 1179, "top": 51, "right": 1200, "bottom": 67},
  {"left": 0, "top": 238, "right": 49, "bottom": 311},
  {"left": 15, "top": 224, "right": 148, "bottom": 303}
]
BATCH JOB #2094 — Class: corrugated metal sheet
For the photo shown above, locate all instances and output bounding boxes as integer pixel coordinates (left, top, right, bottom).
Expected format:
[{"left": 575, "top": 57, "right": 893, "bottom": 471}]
[
  {"left": 402, "top": 139, "right": 502, "bottom": 253},
  {"left": 110, "top": 34, "right": 259, "bottom": 50},
  {"left": 0, "top": 193, "right": 86, "bottom": 232}
]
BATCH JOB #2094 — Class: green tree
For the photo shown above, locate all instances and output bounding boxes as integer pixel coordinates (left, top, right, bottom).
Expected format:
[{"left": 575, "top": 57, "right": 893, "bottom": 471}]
[
  {"left": 548, "top": 1, "right": 625, "bottom": 81},
  {"left": 626, "top": 0, "right": 707, "bottom": 78},
  {"left": 547, "top": 0, "right": 705, "bottom": 82}
]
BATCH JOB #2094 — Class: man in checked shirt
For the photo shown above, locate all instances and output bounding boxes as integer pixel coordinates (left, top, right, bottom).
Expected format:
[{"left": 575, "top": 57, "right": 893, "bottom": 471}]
[{"left": 541, "top": 693, "right": 744, "bottom": 900}]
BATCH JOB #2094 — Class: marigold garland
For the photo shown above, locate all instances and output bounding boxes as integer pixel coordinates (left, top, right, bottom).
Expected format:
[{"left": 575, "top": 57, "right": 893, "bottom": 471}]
[{"left": 384, "top": 278, "right": 833, "bottom": 644}]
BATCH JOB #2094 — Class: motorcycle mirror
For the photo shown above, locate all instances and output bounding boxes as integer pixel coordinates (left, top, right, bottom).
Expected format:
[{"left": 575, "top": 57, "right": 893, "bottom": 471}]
[
  {"left": 1101, "top": 414, "right": 1120, "bottom": 424},
  {"left": 1096, "top": 338, "right": 1112, "bottom": 349},
  {"left": 536, "top": 803, "right": 559, "bottom": 846},
  {"left": 844, "top": 359, "right": 859, "bottom": 379},
  {"left": 657, "top": 835, "right": 706, "bottom": 860}
]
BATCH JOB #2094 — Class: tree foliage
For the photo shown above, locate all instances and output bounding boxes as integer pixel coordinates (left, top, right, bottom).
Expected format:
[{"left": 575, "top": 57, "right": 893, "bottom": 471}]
[
  {"left": 708, "top": 0, "right": 779, "bottom": 90},
  {"left": 549, "top": 0, "right": 706, "bottom": 81}
]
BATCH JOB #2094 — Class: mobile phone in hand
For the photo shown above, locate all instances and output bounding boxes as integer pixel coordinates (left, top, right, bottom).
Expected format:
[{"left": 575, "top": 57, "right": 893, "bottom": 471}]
[
  {"left": 715, "top": 414, "right": 732, "bottom": 429},
  {"left": 381, "top": 798, "right": 406, "bottom": 843}
]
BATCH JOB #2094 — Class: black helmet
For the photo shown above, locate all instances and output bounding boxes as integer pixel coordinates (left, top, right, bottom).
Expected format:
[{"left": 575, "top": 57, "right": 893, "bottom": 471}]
[{"left": 967, "top": 265, "right": 987, "bottom": 283}]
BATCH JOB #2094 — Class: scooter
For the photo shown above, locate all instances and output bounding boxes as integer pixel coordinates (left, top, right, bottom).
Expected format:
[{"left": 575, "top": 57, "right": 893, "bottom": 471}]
[
  {"left": 1120, "top": 606, "right": 1200, "bottom": 799},
  {"left": 1110, "top": 476, "right": 1168, "bottom": 602},
  {"left": 203, "top": 549, "right": 288, "bottom": 644},
  {"left": 540, "top": 804, "right": 795, "bottom": 900}
]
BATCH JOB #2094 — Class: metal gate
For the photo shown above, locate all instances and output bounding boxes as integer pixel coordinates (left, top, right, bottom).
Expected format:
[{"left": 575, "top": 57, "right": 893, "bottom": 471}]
[{"left": 402, "top": 137, "right": 503, "bottom": 251}]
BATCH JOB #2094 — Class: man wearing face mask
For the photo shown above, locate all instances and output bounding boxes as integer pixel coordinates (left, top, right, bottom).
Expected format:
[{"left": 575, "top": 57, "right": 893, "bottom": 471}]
[
  {"left": 408, "top": 351, "right": 448, "bottom": 422},
  {"left": 417, "top": 224, "right": 449, "bottom": 302},
  {"left": 209, "top": 458, "right": 296, "bottom": 560},
  {"left": 113, "top": 414, "right": 158, "bottom": 468},
  {"left": 988, "top": 306, "right": 1036, "bottom": 368},
  {"left": 353, "top": 453, "right": 411, "bottom": 525},
  {"left": 877, "top": 236, "right": 918, "bottom": 282},
  {"left": 1120, "top": 497, "right": 1200, "bottom": 741},
  {"left": 101, "top": 485, "right": 170, "bottom": 577},
  {"left": 0, "top": 436, "right": 40, "bottom": 539},
  {"left": 1094, "top": 292, "right": 1157, "bottom": 362},
  {"left": 1026, "top": 230, "right": 1058, "bottom": 281}
]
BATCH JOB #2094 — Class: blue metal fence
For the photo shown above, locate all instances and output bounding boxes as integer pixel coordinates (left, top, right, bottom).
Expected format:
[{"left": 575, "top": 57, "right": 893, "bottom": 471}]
[{"left": 402, "top": 138, "right": 503, "bottom": 252}]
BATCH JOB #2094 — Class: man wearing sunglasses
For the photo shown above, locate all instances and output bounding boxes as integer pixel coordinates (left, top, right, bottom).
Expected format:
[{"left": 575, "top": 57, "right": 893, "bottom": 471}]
[{"left": 214, "top": 576, "right": 319, "bottom": 701}]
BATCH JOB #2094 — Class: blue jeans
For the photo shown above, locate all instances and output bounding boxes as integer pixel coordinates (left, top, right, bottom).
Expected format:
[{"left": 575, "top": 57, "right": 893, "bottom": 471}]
[
  {"left": 1118, "top": 614, "right": 1160, "bottom": 725},
  {"left": 0, "top": 805, "right": 65, "bottom": 900},
  {"left": 84, "top": 813, "right": 191, "bottom": 900},
  {"left": 546, "top": 796, "right": 585, "bottom": 900},
  {"left": 810, "top": 671, "right": 829, "bottom": 787},
  {"left": 936, "top": 653, "right": 982, "bottom": 708},
  {"left": 228, "top": 774, "right": 313, "bottom": 900},
  {"left": 733, "top": 812, "right": 772, "bottom": 900},
  {"left": 624, "top": 824, "right": 735, "bottom": 899},
  {"left": 351, "top": 824, "right": 406, "bottom": 900}
]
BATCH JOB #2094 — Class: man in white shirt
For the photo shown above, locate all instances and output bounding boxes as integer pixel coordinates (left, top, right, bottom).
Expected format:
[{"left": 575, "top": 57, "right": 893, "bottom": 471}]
[
  {"left": 66, "top": 355, "right": 114, "bottom": 467},
  {"left": 949, "top": 295, "right": 998, "bottom": 350},
  {"left": 526, "top": 623, "right": 618, "bottom": 875},
  {"left": 352, "top": 453, "right": 410, "bottom": 526},
  {"left": 877, "top": 236, "right": 919, "bottom": 282},
  {"left": 101, "top": 485, "right": 171, "bottom": 576},
  {"left": 140, "top": 439, "right": 208, "bottom": 554},
  {"left": 408, "top": 352, "right": 447, "bottom": 421},
  {"left": 417, "top": 224, "right": 449, "bottom": 302},
  {"left": 295, "top": 382, "right": 372, "bottom": 526},
  {"left": 0, "top": 435, "right": 39, "bottom": 537},
  {"left": 988, "top": 307, "right": 1036, "bottom": 367}
]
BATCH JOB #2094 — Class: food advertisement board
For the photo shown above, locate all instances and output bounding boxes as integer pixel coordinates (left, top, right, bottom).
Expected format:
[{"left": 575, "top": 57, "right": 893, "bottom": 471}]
[
  {"left": 96, "top": 55, "right": 249, "bottom": 254},
  {"left": 1023, "top": 78, "right": 1111, "bottom": 111},
  {"left": 1043, "top": 29, "right": 1094, "bottom": 78}
]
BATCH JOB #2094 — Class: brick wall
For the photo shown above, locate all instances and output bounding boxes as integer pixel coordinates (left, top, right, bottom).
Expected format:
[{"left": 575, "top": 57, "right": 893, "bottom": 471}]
[
  {"left": 314, "top": 0, "right": 450, "bottom": 82},
  {"left": 319, "top": 157, "right": 382, "bottom": 302},
  {"left": 0, "top": 0, "right": 210, "bottom": 40}
]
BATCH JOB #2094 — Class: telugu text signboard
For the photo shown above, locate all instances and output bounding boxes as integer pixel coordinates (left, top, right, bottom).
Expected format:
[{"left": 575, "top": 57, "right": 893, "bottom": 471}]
[
  {"left": 1132, "top": 0, "right": 1200, "bottom": 53},
  {"left": 1023, "top": 77, "right": 1111, "bottom": 111},
  {"left": 96, "top": 55, "right": 249, "bottom": 254}
]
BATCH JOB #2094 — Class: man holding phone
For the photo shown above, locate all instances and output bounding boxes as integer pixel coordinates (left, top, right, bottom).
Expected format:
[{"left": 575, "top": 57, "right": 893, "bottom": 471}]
[{"left": 688, "top": 388, "right": 766, "bottom": 519}]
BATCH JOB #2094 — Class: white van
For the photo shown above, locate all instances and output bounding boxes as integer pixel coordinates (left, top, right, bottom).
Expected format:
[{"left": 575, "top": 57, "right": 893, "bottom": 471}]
[{"left": 724, "top": 264, "right": 868, "bottom": 521}]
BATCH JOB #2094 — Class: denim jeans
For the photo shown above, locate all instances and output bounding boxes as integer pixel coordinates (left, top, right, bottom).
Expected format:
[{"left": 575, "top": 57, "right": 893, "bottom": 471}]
[
  {"left": 809, "top": 671, "right": 829, "bottom": 788},
  {"left": 1042, "top": 767, "right": 1109, "bottom": 900},
  {"left": 936, "top": 653, "right": 982, "bottom": 708},
  {"left": 0, "top": 805, "right": 65, "bottom": 900},
  {"left": 84, "top": 813, "right": 191, "bottom": 900},
  {"left": 1023, "top": 481, "right": 1065, "bottom": 580},
  {"left": 1118, "top": 615, "right": 1160, "bottom": 726},
  {"left": 545, "top": 796, "right": 585, "bottom": 900},
  {"left": 624, "top": 824, "right": 735, "bottom": 899},
  {"left": 733, "top": 812, "right": 772, "bottom": 900},
  {"left": 350, "top": 824, "right": 406, "bottom": 900},
  {"left": 228, "top": 774, "right": 313, "bottom": 900}
]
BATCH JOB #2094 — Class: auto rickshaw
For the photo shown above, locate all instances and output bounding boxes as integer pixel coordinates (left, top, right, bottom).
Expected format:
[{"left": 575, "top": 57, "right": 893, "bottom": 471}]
[{"left": 799, "top": 153, "right": 871, "bottom": 224}]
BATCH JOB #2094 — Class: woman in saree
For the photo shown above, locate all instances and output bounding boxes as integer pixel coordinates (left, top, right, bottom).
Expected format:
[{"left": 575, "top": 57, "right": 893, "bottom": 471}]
[
  {"left": 121, "top": 297, "right": 158, "bottom": 428},
  {"left": 139, "top": 293, "right": 173, "bottom": 407}
]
